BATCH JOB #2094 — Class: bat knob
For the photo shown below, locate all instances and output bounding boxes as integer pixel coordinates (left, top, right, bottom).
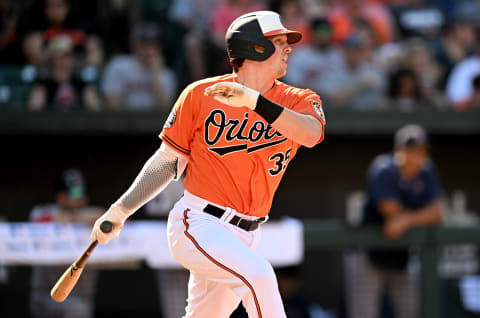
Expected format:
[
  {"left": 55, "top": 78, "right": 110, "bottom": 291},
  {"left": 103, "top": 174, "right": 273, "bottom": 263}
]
[{"left": 100, "top": 221, "right": 113, "bottom": 233}]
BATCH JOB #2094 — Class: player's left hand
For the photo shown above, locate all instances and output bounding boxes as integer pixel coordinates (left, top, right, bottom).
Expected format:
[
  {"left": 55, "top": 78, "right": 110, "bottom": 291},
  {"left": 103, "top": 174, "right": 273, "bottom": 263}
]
[
  {"left": 91, "top": 205, "right": 129, "bottom": 244},
  {"left": 383, "top": 214, "right": 412, "bottom": 239},
  {"left": 204, "top": 82, "right": 259, "bottom": 109}
]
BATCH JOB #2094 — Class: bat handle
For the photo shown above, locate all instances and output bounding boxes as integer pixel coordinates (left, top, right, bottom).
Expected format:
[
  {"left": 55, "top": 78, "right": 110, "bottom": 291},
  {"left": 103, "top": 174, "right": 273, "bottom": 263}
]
[
  {"left": 75, "top": 240, "right": 98, "bottom": 268},
  {"left": 99, "top": 220, "right": 113, "bottom": 234},
  {"left": 74, "top": 221, "right": 112, "bottom": 268}
]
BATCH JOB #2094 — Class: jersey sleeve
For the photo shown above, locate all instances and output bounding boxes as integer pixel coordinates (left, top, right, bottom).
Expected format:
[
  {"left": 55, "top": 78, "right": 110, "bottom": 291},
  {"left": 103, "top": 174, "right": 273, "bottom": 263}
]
[
  {"left": 371, "top": 168, "right": 402, "bottom": 203},
  {"left": 159, "top": 85, "right": 197, "bottom": 156},
  {"left": 291, "top": 90, "right": 326, "bottom": 144}
]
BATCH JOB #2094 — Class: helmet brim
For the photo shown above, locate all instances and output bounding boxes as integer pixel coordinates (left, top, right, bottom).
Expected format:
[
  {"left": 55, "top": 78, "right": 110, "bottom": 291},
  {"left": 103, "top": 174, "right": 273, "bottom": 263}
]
[{"left": 263, "top": 29, "right": 302, "bottom": 44}]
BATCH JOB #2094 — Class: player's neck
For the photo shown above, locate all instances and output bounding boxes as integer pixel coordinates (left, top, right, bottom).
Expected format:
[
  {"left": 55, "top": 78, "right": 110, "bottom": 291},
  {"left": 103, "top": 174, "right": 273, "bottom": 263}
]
[{"left": 235, "top": 68, "right": 276, "bottom": 95}]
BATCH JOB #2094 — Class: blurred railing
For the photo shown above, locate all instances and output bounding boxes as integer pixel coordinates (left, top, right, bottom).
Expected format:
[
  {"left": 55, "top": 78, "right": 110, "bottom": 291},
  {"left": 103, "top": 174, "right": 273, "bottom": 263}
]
[
  {"left": 304, "top": 219, "right": 480, "bottom": 318},
  {"left": 1, "top": 109, "right": 480, "bottom": 135}
]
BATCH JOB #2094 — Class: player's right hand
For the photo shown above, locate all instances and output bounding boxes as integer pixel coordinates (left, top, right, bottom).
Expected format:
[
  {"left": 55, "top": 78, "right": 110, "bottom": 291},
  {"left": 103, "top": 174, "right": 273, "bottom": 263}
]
[
  {"left": 91, "top": 204, "right": 129, "bottom": 244},
  {"left": 204, "top": 82, "right": 259, "bottom": 110}
]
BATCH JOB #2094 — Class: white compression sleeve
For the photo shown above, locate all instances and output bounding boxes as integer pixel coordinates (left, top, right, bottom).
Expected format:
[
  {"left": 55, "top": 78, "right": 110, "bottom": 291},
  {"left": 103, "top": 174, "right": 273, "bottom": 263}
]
[{"left": 114, "top": 144, "right": 188, "bottom": 216}]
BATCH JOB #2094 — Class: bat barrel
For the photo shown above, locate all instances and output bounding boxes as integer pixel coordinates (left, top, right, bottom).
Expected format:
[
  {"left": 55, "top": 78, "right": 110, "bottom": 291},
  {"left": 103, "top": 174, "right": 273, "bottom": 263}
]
[
  {"left": 50, "top": 240, "right": 97, "bottom": 302},
  {"left": 50, "top": 264, "right": 85, "bottom": 302},
  {"left": 50, "top": 219, "right": 113, "bottom": 303}
]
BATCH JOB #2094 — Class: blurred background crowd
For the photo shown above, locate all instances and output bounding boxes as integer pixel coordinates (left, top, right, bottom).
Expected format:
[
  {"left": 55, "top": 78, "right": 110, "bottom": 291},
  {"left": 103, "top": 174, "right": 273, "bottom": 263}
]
[{"left": 1, "top": 0, "right": 480, "bottom": 111}]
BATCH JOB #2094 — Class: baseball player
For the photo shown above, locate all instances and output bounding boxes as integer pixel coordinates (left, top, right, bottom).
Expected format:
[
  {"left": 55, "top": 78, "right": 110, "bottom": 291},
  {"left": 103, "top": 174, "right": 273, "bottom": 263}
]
[{"left": 91, "top": 11, "right": 326, "bottom": 318}]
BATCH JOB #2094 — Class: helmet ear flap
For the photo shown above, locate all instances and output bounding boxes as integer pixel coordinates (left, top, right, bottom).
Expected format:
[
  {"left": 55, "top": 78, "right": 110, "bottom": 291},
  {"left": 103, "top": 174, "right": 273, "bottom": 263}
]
[
  {"left": 254, "top": 37, "right": 276, "bottom": 54},
  {"left": 226, "top": 35, "right": 275, "bottom": 61}
]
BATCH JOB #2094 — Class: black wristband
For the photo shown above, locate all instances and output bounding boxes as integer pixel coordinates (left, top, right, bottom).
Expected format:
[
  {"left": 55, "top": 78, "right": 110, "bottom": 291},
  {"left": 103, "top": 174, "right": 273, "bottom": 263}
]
[{"left": 254, "top": 95, "right": 284, "bottom": 124}]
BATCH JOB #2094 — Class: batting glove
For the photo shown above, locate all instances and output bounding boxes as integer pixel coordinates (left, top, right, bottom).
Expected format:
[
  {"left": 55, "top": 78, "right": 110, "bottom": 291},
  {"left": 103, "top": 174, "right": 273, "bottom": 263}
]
[
  {"left": 91, "top": 204, "right": 129, "bottom": 244},
  {"left": 204, "top": 82, "right": 259, "bottom": 110}
]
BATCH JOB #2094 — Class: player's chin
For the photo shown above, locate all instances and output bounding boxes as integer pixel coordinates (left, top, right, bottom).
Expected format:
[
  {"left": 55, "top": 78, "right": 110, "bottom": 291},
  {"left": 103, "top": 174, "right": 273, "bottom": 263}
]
[{"left": 278, "top": 68, "right": 287, "bottom": 78}]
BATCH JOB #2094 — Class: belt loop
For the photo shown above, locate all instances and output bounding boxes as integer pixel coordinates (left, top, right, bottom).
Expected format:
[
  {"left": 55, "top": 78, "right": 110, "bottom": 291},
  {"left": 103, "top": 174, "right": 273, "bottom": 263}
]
[{"left": 223, "top": 207, "right": 233, "bottom": 222}]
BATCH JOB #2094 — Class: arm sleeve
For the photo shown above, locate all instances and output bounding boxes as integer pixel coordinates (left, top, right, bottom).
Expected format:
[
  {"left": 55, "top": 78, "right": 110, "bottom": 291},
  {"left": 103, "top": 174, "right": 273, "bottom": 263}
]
[
  {"left": 159, "top": 84, "right": 197, "bottom": 156},
  {"left": 114, "top": 143, "right": 188, "bottom": 215}
]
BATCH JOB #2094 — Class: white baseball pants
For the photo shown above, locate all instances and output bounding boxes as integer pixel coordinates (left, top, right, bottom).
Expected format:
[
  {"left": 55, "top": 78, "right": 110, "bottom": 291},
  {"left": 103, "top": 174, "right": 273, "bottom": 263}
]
[{"left": 167, "top": 191, "right": 286, "bottom": 318}]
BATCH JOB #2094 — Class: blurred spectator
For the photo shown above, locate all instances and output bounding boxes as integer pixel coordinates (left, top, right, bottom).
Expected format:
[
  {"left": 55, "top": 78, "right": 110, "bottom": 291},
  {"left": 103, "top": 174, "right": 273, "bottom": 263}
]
[
  {"left": 346, "top": 124, "right": 443, "bottom": 318},
  {"left": 389, "top": 0, "right": 446, "bottom": 41},
  {"left": 386, "top": 39, "right": 448, "bottom": 111},
  {"left": 210, "top": 0, "right": 266, "bottom": 51},
  {"left": 311, "top": 32, "right": 385, "bottom": 110},
  {"left": 283, "top": 17, "right": 342, "bottom": 89},
  {"left": 374, "top": 41, "right": 406, "bottom": 74},
  {"left": 95, "top": 0, "right": 143, "bottom": 57},
  {"left": 28, "top": 35, "right": 101, "bottom": 111},
  {"left": 429, "top": 0, "right": 471, "bottom": 18},
  {"left": 454, "top": 74, "right": 480, "bottom": 110},
  {"left": 355, "top": 18, "right": 386, "bottom": 66},
  {"left": 384, "top": 68, "right": 427, "bottom": 111},
  {"left": 169, "top": 0, "right": 222, "bottom": 84},
  {"left": 431, "top": 14, "right": 477, "bottom": 89},
  {"left": 404, "top": 39, "right": 441, "bottom": 92},
  {"left": 101, "top": 22, "right": 177, "bottom": 111},
  {"left": 29, "top": 168, "right": 104, "bottom": 318},
  {"left": 20, "top": 0, "right": 103, "bottom": 68},
  {"left": 446, "top": 38, "right": 480, "bottom": 109},
  {"left": 169, "top": 0, "right": 219, "bottom": 31},
  {"left": 0, "top": 0, "right": 24, "bottom": 65},
  {"left": 269, "top": 0, "right": 312, "bottom": 46},
  {"left": 133, "top": 1, "right": 183, "bottom": 75},
  {"left": 327, "top": 0, "right": 395, "bottom": 45},
  {"left": 135, "top": 0, "right": 170, "bottom": 22},
  {"left": 186, "top": 0, "right": 266, "bottom": 81},
  {"left": 446, "top": 0, "right": 480, "bottom": 26}
]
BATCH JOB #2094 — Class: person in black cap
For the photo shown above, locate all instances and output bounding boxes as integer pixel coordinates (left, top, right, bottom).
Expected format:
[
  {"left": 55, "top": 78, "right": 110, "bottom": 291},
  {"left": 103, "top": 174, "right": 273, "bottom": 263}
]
[
  {"left": 346, "top": 124, "right": 444, "bottom": 318},
  {"left": 29, "top": 168, "right": 104, "bottom": 318},
  {"left": 283, "top": 16, "right": 340, "bottom": 90},
  {"left": 30, "top": 168, "right": 103, "bottom": 222},
  {"left": 101, "top": 22, "right": 177, "bottom": 111},
  {"left": 28, "top": 35, "right": 102, "bottom": 111}
]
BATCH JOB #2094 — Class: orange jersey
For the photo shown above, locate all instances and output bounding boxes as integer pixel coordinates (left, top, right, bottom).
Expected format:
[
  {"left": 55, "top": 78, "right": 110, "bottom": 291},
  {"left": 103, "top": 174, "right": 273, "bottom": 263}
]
[{"left": 160, "top": 74, "right": 325, "bottom": 217}]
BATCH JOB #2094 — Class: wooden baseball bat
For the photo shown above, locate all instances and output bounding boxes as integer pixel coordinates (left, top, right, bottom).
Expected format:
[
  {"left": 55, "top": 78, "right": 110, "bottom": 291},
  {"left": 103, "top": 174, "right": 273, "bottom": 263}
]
[{"left": 50, "top": 220, "right": 113, "bottom": 302}]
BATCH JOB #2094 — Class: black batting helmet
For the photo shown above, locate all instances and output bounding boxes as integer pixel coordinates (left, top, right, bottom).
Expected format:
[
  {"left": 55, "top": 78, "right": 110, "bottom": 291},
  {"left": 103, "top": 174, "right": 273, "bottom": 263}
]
[{"left": 225, "top": 11, "right": 302, "bottom": 61}]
